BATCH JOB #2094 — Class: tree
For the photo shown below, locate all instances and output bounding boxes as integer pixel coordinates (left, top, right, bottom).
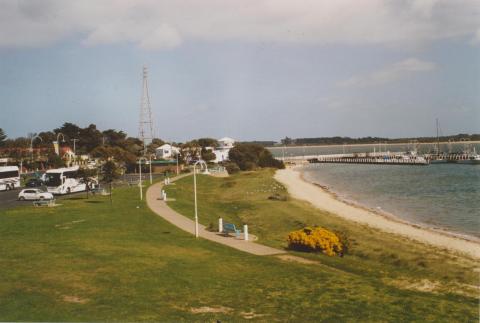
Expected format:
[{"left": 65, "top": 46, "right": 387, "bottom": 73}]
[
  {"left": 0, "top": 128, "right": 6, "bottom": 147},
  {"left": 54, "top": 122, "right": 81, "bottom": 142},
  {"left": 46, "top": 152, "right": 66, "bottom": 168},
  {"left": 79, "top": 124, "right": 102, "bottom": 153},
  {"left": 197, "top": 138, "right": 218, "bottom": 148},
  {"left": 102, "top": 129, "right": 128, "bottom": 148},
  {"left": 102, "top": 161, "right": 121, "bottom": 205},
  {"left": 77, "top": 167, "right": 97, "bottom": 199},
  {"left": 201, "top": 148, "right": 216, "bottom": 163},
  {"left": 229, "top": 143, "right": 284, "bottom": 171}
]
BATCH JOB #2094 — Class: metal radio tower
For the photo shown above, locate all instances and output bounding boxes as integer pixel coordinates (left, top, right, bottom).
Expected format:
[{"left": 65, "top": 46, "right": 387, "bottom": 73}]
[{"left": 138, "top": 66, "right": 154, "bottom": 154}]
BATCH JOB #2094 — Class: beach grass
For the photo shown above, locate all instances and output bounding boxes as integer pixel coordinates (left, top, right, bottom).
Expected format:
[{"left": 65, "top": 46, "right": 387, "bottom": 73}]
[{"left": 0, "top": 179, "right": 477, "bottom": 321}]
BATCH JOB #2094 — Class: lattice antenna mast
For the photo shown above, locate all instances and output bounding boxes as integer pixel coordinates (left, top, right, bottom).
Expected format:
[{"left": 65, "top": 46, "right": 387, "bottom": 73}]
[{"left": 138, "top": 66, "right": 154, "bottom": 155}]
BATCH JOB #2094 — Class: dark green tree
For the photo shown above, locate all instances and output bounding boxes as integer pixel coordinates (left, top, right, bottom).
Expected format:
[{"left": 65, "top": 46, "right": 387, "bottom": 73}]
[
  {"left": 54, "top": 123, "right": 81, "bottom": 142},
  {"left": 79, "top": 124, "right": 102, "bottom": 153},
  {"left": 0, "top": 128, "right": 6, "bottom": 147},
  {"left": 102, "top": 129, "right": 128, "bottom": 148},
  {"left": 197, "top": 138, "right": 218, "bottom": 148},
  {"left": 201, "top": 148, "right": 216, "bottom": 163},
  {"left": 229, "top": 143, "right": 284, "bottom": 171}
]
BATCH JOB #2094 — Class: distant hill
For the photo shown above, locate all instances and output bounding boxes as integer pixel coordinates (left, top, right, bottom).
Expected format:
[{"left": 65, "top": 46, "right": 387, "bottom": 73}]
[
  {"left": 276, "top": 134, "right": 480, "bottom": 146},
  {"left": 239, "top": 141, "right": 277, "bottom": 147}
]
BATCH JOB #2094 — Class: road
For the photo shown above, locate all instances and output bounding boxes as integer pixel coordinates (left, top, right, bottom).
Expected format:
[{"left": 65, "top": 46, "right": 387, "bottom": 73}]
[
  {"left": 0, "top": 188, "right": 85, "bottom": 211},
  {"left": 0, "top": 189, "right": 23, "bottom": 210}
]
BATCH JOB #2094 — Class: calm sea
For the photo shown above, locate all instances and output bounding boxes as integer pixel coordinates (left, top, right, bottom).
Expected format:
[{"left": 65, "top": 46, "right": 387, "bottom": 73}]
[{"left": 269, "top": 143, "right": 480, "bottom": 238}]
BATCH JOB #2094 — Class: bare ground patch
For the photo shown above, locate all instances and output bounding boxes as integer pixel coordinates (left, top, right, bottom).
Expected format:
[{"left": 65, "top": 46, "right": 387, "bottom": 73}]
[
  {"left": 63, "top": 295, "right": 89, "bottom": 304},
  {"left": 386, "top": 277, "right": 479, "bottom": 298},
  {"left": 190, "top": 306, "right": 233, "bottom": 314},
  {"left": 275, "top": 254, "right": 319, "bottom": 265}
]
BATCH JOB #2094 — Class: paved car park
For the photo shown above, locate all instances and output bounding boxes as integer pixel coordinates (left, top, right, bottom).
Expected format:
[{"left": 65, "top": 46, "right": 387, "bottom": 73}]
[
  {"left": 0, "top": 188, "right": 82, "bottom": 210},
  {"left": 0, "top": 189, "right": 25, "bottom": 210}
]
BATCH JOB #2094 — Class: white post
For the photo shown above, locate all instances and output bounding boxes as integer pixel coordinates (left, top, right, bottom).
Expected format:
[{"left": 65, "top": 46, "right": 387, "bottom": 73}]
[
  {"left": 244, "top": 224, "right": 249, "bottom": 241},
  {"left": 139, "top": 160, "right": 143, "bottom": 201},
  {"left": 194, "top": 165, "right": 199, "bottom": 238},
  {"left": 219, "top": 218, "right": 223, "bottom": 233}
]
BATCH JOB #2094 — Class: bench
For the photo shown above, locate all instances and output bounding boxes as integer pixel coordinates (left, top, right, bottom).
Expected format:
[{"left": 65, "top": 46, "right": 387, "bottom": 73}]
[
  {"left": 222, "top": 223, "right": 242, "bottom": 237},
  {"left": 33, "top": 199, "right": 55, "bottom": 207}
]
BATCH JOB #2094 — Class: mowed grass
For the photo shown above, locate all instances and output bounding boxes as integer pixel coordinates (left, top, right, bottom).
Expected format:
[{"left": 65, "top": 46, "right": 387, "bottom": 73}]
[
  {"left": 166, "top": 170, "right": 479, "bottom": 304},
  {"left": 0, "top": 179, "right": 476, "bottom": 321}
]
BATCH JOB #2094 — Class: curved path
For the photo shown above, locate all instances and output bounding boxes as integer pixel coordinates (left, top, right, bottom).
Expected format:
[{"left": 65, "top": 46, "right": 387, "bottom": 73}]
[{"left": 146, "top": 176, "right": 285, "bottom": 256}]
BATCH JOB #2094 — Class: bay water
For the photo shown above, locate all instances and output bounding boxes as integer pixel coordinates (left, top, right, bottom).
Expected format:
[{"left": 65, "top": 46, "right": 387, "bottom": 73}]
[{"left": 269, "top": 143, "right": 480, "bottom": 238}]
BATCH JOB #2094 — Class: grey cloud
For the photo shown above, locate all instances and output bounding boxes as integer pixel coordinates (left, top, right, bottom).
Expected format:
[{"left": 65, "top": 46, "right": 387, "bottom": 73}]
[{"left": 0, "top": 0, "right": 479, "bottom": 49}]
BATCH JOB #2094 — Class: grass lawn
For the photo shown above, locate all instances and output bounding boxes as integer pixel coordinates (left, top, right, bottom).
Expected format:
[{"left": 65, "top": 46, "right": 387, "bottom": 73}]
[
  {"left": 0, "top": 176, "right": 477, "bottom": 321},
  {"left": 166, "top": 170, "right": 479, "bottom": 313}
]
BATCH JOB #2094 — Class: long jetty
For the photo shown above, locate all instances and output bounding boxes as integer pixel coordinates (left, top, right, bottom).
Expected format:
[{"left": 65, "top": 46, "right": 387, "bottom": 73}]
[{"left": 277, "top": 152, "right": 430, "bottom": 166}]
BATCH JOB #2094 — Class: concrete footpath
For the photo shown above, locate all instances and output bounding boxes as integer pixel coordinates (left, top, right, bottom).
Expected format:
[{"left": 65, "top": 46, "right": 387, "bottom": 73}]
[{"left": 146, "top": 175, "right": 285, "bottom": 256}]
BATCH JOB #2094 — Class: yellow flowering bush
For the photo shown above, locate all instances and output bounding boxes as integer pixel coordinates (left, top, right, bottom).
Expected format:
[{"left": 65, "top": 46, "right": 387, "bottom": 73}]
[{"left": 287, "top": 227, "right": 343, "bottom": 256}]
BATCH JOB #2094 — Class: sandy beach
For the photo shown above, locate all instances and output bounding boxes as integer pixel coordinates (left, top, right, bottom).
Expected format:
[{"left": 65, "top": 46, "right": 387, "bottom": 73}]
[{"left": 275, "top": 167, "right": 480, "bottom": 259}]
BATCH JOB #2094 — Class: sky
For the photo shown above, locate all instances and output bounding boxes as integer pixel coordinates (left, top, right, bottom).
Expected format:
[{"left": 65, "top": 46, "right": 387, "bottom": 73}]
[{"left": 0, "top": 0, "right": 479, "bottom": 142}]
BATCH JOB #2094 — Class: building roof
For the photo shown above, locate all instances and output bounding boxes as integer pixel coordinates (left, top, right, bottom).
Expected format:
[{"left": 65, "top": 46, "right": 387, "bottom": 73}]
[
  {"left": 156, "top": 144, "right": 178, "bottom": 150},
  {"left": 218, "top": 137, "right": 235, "bottom": 143}
]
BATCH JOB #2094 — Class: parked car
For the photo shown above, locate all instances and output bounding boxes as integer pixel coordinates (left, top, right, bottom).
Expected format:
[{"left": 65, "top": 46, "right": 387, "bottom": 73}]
[
  {"left": 18, "top": 189, "right": 54, "bottom": 201},
  {"left": 25, "top": 178, "right": 44, "bottom": 188}
]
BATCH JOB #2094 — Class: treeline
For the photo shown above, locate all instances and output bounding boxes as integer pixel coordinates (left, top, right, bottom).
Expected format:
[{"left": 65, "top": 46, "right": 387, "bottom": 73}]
[
  {"left": 280, "top": 134, "right": 480, "bottom": 146},
  {"left": 0, "top": 123, "right": 164, "bottom": 171},
  {"left": 0, "top": 125, "right": 244, "bottom": 171},
  {"left": 238, "top": 141, "right": 277, "bottom": 147}
]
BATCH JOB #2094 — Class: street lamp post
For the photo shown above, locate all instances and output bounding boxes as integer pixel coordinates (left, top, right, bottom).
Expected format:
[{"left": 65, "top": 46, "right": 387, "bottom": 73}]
[
  {"left": 56, "top": 132, "right": 66, "bottom": 145},
  {"left": 71, "top": 138, "right": 79, "bottom": 154},
  {"left": 138, "top": 157, "right": 147, "bottom": 200},
  {"left": 193, "top": 160, "right": 208, "bottom": 238},
  {"left": 148, "top": 154, "right": 155, "bottom": 184},
  {"left": 55, "top": 132, "right": 66, "bottom": 159},
  {"left": 30, "top": 135, "right": 43, "bottom": 162}
]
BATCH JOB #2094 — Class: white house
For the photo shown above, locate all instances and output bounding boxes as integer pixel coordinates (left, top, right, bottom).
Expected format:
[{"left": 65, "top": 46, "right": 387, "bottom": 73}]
[
  {"left": 213, "top": 137, "right": 235, "bottom": 163},
  {"left": 156, "top": 144, "right": 180, "bottom": 159},
  {"left": 218, "top": 137, "right": 235, "bottom": 149}
]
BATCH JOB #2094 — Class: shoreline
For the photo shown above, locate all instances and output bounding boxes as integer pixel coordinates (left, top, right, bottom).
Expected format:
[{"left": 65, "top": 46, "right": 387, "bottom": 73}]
[
  {"left": 274, "top": 167, "right": 480, "bottom": 259},
  {"left": 301, "top": 170, "right": 480, "bottom": 243}
]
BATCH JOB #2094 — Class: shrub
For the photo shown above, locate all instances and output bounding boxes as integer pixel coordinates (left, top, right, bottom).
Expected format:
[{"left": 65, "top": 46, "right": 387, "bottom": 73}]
[
  {"left": 228, "top": 143, "right": 285, "bottom": 171},
  {"left": 287, "top": 227, "right": 343, "bottom": 256},
  {"left": 333, "top": 230, "right": 351, "bottom": 255},
  {"left": 225, "top": 162, "right": 240, "bottom": 174}
]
